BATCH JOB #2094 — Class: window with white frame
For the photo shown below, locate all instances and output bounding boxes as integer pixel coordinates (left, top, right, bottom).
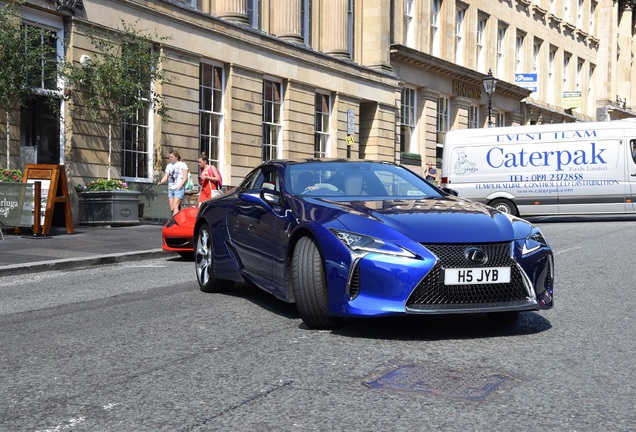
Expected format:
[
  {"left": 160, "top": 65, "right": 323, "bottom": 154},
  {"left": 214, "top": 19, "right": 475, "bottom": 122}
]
[
  {"left": 548, "top": 46, "right": 556, "bottom": 104},
  {"left": 590, "top": 1, "right": 596, "bottom": 36},
  {"left": 199, "top": 63, "right": 224, "bottom": 167},
  {"left": 430, "top": 0, "right": 441, "bottom": 56},
  {"left": 121, "top": 45, "right": 155, "bottom": 180},
  {"left": 564, "top": 0, "right": 570, "bottom": 22},
  {"left": 121, "top": 98, "right": 151, "bottom": 180},
  {"left": 533, "top": 38, "right": 542, "bottom": 73},
  {"left": 550, "top": 0, "right": 556, "bottom": 14},
  {"left": 400, "top": 87, "right": 416, "bottom": 153},
  {"left": 563, "top": 52, "right": 571, "bottom": 90},
  {"left": 588, "top": 63, "right": 595, "bottom": 113},
  {"left": 495, "top": 112, "right": 505, "bottom": 127},
  {"left": 455, "top": 7, "right": 465, "bottom": 65},
  {"left": 468, "top": 105, "right": 479, "bottom": 129},
  {"left": 184, "top": 0, "right": 202, "bottom": 10},
  {"left": 497, "top": 22, "right": 507, "bottom": 77},
  {"left": 262, "top": 79, "right": 282, "bottom": 161},
  {"left": 19, "top": 18, "right": 64, "bottom": 166},
  {"left": 515, "top": 31, "right": 525, "bottom": 73},
  {"left": 476, "top": 15, "right": 486, "bottom": 72},
  {"left": 247, "top": 0, "right": 260, "bottom": 29},
  {"left": 577, "top": 0, "right": 583, "bottom": 27},
  {"left": 576, "top": 58, "right": 583, "bottom": 90},
  {"left": 301, "top": 0, "right": 312, "bottom": 46},
  {"left": 437, "top": 96, "right": 449, "bottom": 133},
  {"left": 403, "top": 0, "right": 415, "bottom": 46},
  {"left": 314, "top": 92, "right": 330, "bottom": 158}
]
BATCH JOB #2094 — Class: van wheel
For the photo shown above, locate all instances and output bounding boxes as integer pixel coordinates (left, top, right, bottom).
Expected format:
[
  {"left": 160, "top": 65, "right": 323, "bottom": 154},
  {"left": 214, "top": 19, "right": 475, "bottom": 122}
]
[{"left": 489, "top": 198, "right": 518, "bottom": 216}]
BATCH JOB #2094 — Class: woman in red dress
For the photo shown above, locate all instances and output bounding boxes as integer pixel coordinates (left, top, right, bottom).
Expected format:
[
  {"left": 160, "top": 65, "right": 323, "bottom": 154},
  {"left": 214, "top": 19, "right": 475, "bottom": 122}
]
[{"left": 197, "top": 153, "right": 222, "bottom": 205}]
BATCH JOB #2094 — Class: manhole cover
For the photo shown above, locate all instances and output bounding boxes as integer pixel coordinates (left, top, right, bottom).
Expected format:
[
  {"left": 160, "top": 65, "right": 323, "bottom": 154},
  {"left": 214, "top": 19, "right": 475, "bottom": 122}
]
[{"left": 364, "top": 365, "right": 510, "bottom": 401}]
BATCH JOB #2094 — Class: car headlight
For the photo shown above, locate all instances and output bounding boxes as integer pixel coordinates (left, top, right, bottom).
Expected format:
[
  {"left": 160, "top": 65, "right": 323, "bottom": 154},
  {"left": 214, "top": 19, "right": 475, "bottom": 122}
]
[
  {"left": 522, "top": 226, "right": 548, "bottom": 255},
  {"left": 330, "top": 229, "right": 415, "bottom": 258}
]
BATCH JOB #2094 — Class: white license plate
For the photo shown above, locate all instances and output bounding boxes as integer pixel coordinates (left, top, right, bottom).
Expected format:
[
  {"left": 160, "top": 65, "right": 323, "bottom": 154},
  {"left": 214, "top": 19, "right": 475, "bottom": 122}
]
[{"left": 444, "top": 267, "right": 511, "bottom": 285}]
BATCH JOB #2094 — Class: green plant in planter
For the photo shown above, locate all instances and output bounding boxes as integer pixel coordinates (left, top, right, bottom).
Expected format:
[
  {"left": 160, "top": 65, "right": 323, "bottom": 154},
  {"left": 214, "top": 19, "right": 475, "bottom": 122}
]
[
  {"left": 75, "top": 178, "right": 130, "bottom": 193},
  {"left": 0, "top": 168, "right": 23, "bottom": 182},
  {"left": 400, "top": 152, "right": 422, "bottom": 166},
  {"left": 400, "top": 152, "right": 422, "bottom": 160}
]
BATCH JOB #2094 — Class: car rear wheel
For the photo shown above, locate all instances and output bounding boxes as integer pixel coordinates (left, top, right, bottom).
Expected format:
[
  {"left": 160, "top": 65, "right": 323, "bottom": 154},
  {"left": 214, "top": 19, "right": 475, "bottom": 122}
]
[
  {"left": 291, "top": 236, "right": 342, "bottom": 329},
  {"left": 195, "top": 223, "right": 233, "bottom": 293}
]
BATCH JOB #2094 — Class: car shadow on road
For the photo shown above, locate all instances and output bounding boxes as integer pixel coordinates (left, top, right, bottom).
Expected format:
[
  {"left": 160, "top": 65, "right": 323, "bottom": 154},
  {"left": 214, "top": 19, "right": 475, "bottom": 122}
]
[
  {"left": 214, "top": 282, "right": 552, "bottom": 340},
  {"left": 331, "top": 312, "right": 552, "bottom": 341}
]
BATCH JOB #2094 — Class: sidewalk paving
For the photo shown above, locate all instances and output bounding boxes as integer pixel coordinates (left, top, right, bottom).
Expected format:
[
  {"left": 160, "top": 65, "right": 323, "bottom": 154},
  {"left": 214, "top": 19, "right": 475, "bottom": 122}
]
[{"left": 0, "top": 223, "right": 170, "bottom": 277}]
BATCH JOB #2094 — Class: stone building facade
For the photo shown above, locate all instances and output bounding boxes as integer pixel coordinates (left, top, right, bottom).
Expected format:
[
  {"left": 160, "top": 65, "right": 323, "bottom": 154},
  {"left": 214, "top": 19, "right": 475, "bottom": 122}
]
[{"left": 1, "top": 0, "right": 635, "bottom": 220}]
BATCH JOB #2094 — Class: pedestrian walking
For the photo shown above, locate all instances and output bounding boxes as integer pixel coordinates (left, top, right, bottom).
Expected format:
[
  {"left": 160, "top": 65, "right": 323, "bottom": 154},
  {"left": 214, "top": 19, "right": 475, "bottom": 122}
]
[{"left": 158, "top": 150, "right": 188, "bottom": 216}]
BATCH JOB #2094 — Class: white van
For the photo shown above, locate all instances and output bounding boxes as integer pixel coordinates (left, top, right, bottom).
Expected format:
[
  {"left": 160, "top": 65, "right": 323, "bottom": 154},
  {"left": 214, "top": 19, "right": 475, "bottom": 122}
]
[{"left": 440, "top": 119, "right": 636, "bottom": 217}]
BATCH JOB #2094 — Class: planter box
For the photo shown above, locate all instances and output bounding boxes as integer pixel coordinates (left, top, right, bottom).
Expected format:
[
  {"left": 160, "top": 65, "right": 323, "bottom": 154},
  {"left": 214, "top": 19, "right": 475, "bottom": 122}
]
[
  {"left": 401, "top": 157, "right": 422, "bottom": 166},
  {"left": 78, "top": 190, "right": 141, "bottom": 225}
]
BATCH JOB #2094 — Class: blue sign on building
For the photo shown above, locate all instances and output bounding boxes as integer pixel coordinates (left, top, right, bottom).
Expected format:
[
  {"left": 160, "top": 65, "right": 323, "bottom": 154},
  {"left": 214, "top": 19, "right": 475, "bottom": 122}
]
[{"left": 515, "top": 73, "right": 538, "bottom": 92}]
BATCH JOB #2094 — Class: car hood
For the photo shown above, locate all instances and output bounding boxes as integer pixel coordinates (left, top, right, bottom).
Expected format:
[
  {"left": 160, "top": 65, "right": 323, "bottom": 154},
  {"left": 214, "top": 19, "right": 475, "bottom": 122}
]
[{"left": 315, "top": 196, "right": 522, "bottom": 244}]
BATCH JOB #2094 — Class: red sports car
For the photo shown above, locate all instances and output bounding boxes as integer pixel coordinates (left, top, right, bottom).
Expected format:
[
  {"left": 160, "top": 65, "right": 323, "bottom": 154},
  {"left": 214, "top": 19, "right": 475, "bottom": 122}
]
[{"left": 162, "top": 206, "right": 198, "bottom": 258}]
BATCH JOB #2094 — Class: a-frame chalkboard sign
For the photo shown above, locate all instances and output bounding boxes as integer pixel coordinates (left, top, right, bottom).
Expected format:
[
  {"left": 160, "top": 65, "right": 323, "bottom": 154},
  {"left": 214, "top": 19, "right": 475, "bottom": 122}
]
[{"left": 22, "top": 164, "right": 74, "bottom": 235}]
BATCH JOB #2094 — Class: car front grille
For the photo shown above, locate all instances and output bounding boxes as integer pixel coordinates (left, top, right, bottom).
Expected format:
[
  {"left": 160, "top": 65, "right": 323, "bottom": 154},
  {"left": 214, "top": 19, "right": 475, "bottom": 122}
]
[{"left": 406, "top": 242, "right": 530, "bottom": 311}]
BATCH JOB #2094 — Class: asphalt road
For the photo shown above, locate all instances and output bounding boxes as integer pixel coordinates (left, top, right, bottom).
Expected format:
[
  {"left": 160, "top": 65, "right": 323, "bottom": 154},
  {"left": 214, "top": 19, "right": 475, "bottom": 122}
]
[{"left": 0, "top": 218, "right": 634, "bottom": 431}]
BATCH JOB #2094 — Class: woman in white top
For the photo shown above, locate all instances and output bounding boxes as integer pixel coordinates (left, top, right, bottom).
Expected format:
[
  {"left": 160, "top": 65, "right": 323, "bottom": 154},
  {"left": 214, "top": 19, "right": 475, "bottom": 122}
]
[{"left": 158, "top": 150, "right": 188, "bottom": 216}]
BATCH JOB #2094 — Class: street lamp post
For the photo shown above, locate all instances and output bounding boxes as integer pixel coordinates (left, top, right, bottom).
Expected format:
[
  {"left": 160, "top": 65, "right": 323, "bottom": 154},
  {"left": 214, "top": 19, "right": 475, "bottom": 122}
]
[{"left": 482, "top": 68, "right": 497, "bottom": 127}]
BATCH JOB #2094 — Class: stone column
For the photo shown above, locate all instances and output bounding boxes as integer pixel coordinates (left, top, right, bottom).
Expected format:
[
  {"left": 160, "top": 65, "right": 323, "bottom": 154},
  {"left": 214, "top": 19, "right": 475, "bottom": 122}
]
[
  {"left": 320, "top": 0, "right": 349, "bottom": 59},
  {"left": 617, "top": 5, "right": 632, "bottom": 109},
  {"left": 360, "top": 0, "right": 392, "bottom": 71},
  {"left": 271, "top": 0, "right": 303, "bottom": 43},
  {"left": 212, "top": 0, "right": 249, "bottom": 25},
  {"left": 420, "top": 88, "right": 441, "bottom": 161}
]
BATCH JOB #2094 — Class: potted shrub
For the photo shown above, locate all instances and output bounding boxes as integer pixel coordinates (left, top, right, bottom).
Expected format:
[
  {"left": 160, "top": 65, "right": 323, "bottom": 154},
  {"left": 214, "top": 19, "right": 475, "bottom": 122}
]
[
  {"left": 400, "top": 152, "right": 422, "bottom": 166},
  {"left": 75, "top": 179, "right": 141, "bottom": 225}
]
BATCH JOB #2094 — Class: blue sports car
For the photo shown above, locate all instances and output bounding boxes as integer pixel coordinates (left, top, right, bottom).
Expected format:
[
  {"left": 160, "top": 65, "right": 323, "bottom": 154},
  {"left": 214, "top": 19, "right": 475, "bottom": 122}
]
[{"left": 194, "top": 159, "right": 554, "bottom": 329}]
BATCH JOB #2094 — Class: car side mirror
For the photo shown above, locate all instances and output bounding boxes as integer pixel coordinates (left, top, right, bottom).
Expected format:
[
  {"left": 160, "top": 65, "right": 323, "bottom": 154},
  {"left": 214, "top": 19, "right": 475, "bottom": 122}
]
[{"left": 261, "top": 189, "right": 281, "bottom": 205}]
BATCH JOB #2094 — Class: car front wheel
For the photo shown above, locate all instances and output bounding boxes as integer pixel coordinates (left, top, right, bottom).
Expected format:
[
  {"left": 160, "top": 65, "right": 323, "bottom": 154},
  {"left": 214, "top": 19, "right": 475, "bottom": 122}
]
[
  {"left": 291, "top": 236, "right": 342, "bottom": 329},
  {"left": 195, "top": 223, "right": 233, "bottom": 293}
]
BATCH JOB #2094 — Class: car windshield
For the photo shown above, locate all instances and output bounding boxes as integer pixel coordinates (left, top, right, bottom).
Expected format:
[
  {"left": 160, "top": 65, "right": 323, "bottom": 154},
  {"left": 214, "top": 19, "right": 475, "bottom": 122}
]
[{"left": 286, "top": 162, "right": 442, "bottom": 198}]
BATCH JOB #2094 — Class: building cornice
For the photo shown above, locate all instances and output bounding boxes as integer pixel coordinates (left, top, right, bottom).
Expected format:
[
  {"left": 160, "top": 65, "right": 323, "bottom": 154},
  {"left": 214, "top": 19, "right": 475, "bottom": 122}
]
[{"left": 389, "top": 45, "right": 532, "bottom": 100}]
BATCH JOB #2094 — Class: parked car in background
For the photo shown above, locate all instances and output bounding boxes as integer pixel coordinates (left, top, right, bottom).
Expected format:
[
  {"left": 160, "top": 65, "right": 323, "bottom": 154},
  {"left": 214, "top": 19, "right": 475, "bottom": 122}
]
[
  {"left": 194, "top": 159, "right": 554, "bottom": 329},
  {"left": 162, "top": 206, "right": 198, "bottom": 259}
]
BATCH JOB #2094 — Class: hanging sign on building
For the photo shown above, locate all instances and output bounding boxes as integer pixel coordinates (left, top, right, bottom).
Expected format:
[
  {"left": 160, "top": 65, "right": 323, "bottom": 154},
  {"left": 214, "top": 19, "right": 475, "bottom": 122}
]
[
  {"left": 347, "top": 109, "right": 355, "bottom": 135},
  {"left": 562, "top": 91, "right": 582, "bottom": 109},
  {"left": 515, "top": 73, "right": 538, "bottom": 92}
]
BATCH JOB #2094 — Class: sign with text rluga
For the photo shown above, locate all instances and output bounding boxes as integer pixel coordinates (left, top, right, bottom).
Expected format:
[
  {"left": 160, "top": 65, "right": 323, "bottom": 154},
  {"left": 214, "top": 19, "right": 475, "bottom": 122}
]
[{"left": 0, "top": 183, "right": 34, "bottom": 227}]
